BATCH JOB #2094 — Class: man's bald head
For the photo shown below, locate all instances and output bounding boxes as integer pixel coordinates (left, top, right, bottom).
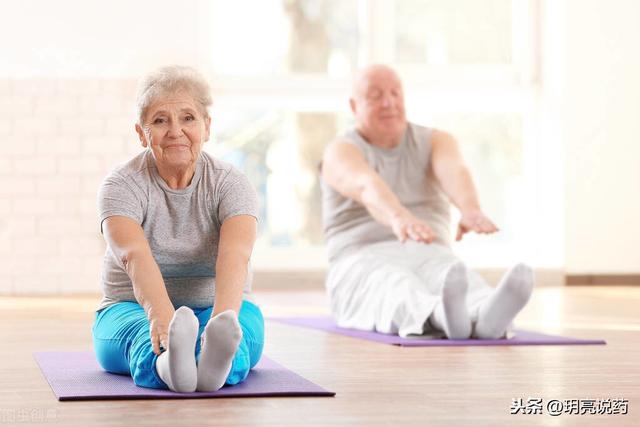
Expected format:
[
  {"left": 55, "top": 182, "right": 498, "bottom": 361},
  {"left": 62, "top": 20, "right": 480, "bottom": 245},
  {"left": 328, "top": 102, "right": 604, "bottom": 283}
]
[
  {"left": 349, "top": 64, "right": 407, "bottom": 147},
  {"left": 351, "top": 64, "right": 403, "bottom": 99}
]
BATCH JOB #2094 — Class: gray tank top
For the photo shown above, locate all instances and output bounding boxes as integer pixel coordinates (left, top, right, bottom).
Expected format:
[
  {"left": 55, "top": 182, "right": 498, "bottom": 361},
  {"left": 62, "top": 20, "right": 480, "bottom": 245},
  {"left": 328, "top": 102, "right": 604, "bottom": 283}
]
[{"left": 321, "top": 122, "right": 451, "bottom": 262}]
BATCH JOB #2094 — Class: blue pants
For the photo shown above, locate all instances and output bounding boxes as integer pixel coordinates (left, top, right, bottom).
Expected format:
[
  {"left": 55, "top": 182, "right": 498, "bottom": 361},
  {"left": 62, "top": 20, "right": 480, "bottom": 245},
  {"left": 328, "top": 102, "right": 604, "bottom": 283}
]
[{"left": 92, "top": 300, "right": 264, "bottom": 390}]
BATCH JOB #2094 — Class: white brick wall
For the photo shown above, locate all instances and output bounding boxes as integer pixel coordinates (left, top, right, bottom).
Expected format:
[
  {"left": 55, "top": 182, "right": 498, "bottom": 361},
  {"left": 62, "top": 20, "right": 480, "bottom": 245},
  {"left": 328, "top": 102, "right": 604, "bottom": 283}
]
[{"left": 0, "top": 78, "right": 136, "bottom": 295}]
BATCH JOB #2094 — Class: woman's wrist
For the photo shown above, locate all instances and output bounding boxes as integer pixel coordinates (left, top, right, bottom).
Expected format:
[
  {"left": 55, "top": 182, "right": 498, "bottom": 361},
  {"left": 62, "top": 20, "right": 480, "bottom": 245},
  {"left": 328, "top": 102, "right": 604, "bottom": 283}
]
[{"left": 144, "top": 298, "right": 175, "bottom": 321}]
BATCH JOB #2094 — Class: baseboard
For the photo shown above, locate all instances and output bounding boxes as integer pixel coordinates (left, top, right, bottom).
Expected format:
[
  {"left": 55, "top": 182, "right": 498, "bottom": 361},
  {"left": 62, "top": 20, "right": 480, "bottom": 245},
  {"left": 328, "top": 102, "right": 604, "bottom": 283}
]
[
  {"left": 566, "top": 274, "right": 640, "bottom": 285},
  {"left": 252, "top": 270, "right": 328, "bottom": 290},
  {"left": 478, "top": 268, "right": 564, "bottom": 287},
  {"left": 252, "top": 268, "right": 565, "bottom": 290},
  {"left": 0, "top": 269, "right": 576, "bottom": 296}
]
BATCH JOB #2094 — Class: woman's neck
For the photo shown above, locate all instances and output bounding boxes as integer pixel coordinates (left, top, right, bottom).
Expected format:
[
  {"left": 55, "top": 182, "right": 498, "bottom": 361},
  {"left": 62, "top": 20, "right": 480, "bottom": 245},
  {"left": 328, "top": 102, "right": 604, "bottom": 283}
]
[{"left": 156, "top": 162, "right": 197, "bottom": 189}]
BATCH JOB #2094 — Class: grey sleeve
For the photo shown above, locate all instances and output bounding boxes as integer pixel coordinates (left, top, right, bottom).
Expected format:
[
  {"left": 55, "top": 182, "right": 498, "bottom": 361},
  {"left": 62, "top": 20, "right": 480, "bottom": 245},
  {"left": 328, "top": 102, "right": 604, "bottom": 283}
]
[
  {"left": 97, "top": 172, "right": 144, "bottom": 232},
  {"left": 216, "top": 168, "right": 259, "bottom": 224}
]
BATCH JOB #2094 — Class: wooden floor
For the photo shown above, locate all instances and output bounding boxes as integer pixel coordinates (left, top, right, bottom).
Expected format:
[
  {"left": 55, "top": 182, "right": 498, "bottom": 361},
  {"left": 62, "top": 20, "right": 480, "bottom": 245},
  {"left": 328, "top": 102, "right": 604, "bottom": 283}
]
[{"left": 1, "top": 286, "right": 639, "bottom": 426}]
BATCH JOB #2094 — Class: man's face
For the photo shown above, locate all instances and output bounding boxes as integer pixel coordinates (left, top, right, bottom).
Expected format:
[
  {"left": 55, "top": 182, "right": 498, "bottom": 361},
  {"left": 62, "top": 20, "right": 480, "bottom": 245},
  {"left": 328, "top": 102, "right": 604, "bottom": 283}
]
[{"left": 351, "top": 68, "right": 407, "bottom": 141}]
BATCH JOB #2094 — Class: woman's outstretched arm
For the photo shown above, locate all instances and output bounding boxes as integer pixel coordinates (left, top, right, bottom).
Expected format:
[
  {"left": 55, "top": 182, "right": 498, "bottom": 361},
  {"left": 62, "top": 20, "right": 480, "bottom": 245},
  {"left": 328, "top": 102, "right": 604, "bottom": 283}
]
[
  {"left": 102, "top": 215, "right": 175, "bottom": 355},
  {"left": 213, "top": 215, "right": 257, "bottom": 317}
]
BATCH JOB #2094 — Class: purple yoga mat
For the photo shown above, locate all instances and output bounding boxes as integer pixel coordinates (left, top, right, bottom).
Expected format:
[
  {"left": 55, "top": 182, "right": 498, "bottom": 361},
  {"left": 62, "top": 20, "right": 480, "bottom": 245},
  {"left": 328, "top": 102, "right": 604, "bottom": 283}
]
[
  {"left": 270, "top": 316, "right": 606, "bottom": 347},
  {"left": 33, "top": 351, "right": 334, "bottom": 401}
]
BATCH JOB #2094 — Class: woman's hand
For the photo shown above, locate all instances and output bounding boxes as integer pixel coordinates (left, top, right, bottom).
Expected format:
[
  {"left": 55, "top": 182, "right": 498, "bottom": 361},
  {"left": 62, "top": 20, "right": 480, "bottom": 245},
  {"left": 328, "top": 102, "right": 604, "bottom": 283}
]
[
  {"left": 456, "top": 209, "right": 499, "bottom": 241},
  {"left": 102, "top": 216, "right": 177, "bottom": 355},
  {"left": 390, "top": 212, "right": 437, "bottom": 244},
  {"left": 148, "top": 308, "right": 175, "bottom": 355}
]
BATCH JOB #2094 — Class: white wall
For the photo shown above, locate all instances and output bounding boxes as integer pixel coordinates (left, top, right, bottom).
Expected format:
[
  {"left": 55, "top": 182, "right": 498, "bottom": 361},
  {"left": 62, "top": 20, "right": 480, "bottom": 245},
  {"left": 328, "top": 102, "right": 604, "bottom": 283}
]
[
  {"left": 563, "top": 0, "right": 640, "bottom": 273},
  {"left": 0, "top": 0, "right": 211, "bottom": 78},
  {"left": 1, "top": 0, "right": 639, "bottom": 295},
  {"left": 0, "top": 1, "right": 211, "bottom": 294},
  {"left": 0, "top": 78, "right": 141, "bottom": 294}
]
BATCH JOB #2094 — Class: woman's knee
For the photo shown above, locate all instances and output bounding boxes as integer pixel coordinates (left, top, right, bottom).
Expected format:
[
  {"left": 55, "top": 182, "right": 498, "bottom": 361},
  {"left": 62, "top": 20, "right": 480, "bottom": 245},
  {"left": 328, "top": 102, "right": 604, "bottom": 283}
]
[
  {"left": 226, "top": 347, "right": 251, "bottom": 385},
  {"left": 91, "top": 302, "right": 150, "bottom": 375},
  {"left": 238, "top": 300, "right": 264, "bottom": 369},
  {"left": 225, "top": 304, "right": 261, "bottom": 385},
  {"left": 93, "top": 336, "right": 130, "bottom": 374}
]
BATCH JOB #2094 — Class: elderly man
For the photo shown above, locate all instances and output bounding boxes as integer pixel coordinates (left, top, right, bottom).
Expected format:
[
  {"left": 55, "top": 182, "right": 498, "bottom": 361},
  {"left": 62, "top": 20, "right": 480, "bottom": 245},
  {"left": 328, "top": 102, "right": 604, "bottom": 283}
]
[{"left": 321, "top": 64, "right": 534, "bottom": 339}]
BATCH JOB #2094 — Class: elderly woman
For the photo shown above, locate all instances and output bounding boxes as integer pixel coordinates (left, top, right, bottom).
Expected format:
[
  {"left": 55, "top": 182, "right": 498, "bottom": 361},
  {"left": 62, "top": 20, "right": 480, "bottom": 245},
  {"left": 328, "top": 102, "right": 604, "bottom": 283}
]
[{"left": 92, "top": 65, "right": 263, "bottom": 393}]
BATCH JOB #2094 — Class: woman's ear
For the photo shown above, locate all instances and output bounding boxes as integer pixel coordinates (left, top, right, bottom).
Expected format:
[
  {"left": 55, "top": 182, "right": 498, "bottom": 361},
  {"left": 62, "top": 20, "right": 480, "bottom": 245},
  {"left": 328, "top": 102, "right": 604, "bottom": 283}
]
[
  {"left": 204, "top": 116, "right": 212, "bottom": 142},
  {"left": 135, "top": 123, "right": 148, "bottom": 147}
]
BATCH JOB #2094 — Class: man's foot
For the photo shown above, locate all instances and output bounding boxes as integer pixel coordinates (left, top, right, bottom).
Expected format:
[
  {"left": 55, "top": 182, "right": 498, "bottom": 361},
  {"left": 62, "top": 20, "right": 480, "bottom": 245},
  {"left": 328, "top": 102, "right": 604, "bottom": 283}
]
[
  {"left": 428, "top": 262, "right": 472, "bottom": 339},
  {"left": 475, "top": 263, "right": 534, "bottom": 339}
]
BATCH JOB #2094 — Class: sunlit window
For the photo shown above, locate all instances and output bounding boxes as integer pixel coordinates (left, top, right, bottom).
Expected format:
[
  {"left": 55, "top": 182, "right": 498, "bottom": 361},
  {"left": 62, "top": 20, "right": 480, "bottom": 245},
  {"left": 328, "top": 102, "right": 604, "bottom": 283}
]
[
  {"left": 210, "top": 0, "right": 359, "bottom": 77},
  {"left": 205, "top": 0, "right": 549, "bottom": 269},
  {"left": 395, "top": 0, "right": 512, "bottom": 65}
]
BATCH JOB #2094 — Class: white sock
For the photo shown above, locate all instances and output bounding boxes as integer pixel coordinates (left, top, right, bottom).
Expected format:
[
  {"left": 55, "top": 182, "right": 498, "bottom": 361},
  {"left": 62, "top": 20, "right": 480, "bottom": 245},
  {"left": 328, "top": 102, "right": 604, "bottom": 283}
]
[
  {"left": 428, "top": 262, "right": 472, "bottom": 339},
  {"left": 475, "top": 263, "right": 534, "bottom": 339},
  {"left": 196, "top": 310, "right": 243, "bottom": 392},
  {"left": 155, "top": 306, "right": 199, "bottom": 392}
]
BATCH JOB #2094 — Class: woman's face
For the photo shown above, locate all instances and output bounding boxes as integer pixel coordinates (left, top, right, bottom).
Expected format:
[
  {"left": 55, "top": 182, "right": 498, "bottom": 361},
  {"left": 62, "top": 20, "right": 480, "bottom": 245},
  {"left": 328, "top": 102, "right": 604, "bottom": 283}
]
[{"left": 135, "top": 92, "right": 211, "bottom": 171}]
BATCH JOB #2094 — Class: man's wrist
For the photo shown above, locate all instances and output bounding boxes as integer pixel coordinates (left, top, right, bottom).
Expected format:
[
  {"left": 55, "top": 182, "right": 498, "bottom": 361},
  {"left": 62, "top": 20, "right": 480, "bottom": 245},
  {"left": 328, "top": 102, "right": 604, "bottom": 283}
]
[
  {"left": 459, "top": 203, "right": 481, "bottom": 216},
  {"left": 390, "top": 205, "right": 411, "bottom": 220}
]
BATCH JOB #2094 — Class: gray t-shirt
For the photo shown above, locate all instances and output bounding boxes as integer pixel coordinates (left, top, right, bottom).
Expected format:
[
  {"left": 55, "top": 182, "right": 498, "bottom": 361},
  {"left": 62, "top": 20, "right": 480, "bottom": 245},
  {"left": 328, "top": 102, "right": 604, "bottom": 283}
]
[
  {"left": 321, "top": 122, "right": 451, "bottom": 263},
  {"left": 96, "top": 149, "right": 259, "bottom": 311}
]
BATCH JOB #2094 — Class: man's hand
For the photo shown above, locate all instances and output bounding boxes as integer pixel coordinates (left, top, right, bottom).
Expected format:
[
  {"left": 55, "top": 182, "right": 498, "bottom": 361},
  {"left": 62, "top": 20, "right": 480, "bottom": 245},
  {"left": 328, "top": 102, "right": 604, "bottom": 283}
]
[
  {"left": 456, "top": 209, "right": 499, "bottom": 241},
  {"left": 390, "top": 212, "right": 437, "bottom": 244}
]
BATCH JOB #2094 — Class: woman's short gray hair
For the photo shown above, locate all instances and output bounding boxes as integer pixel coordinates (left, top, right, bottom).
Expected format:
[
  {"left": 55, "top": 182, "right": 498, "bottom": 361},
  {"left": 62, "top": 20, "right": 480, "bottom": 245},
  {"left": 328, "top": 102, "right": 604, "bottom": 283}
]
[{"left": 135, "top": 65, "right": 212, "bottom": 124}]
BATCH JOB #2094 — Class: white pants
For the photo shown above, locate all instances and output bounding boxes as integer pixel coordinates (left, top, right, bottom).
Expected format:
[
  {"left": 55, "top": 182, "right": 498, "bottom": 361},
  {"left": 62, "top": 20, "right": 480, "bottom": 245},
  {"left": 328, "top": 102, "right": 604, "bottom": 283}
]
[{"left": 326, "top": 240, "right": 493, "bottom": 337}]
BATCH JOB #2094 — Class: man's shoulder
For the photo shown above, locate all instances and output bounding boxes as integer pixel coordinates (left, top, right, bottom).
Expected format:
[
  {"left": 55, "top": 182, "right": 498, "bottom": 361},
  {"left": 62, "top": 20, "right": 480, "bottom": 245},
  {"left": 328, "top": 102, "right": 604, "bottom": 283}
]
[
  {"left": 332, "top": 126, "right": 362, "bottom": 145},
  {"left": 331, "top": 127, "right": 372, "bottom": 156},
  {"left": 428, "top": 128, "right": 457, "bottom": 148},
  {"left": 408, "top": 124, "right": 458, "bottom": 151},
  {"left": 324, "top": 136, "right": 366, "bottom": 162},
  {"left": 408, "top": 122, "right": 435, "bottom": 143}
]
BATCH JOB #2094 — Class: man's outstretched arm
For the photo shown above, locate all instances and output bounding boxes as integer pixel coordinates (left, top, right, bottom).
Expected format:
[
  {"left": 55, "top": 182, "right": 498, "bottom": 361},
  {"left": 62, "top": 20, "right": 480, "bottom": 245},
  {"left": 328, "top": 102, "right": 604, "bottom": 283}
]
[
  {"left": 322, "top": 140, "right": 435, "bottom": 243},
  {"left": 430, "top": 129, "right": 499, "bottom": 241}
]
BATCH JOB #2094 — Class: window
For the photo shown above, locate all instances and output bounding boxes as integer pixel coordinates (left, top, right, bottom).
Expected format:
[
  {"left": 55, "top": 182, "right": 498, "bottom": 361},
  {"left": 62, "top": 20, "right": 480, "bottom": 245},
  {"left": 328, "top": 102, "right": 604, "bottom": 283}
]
[{"left": 204, "top": 0, "right": 555, "bottom": 270}]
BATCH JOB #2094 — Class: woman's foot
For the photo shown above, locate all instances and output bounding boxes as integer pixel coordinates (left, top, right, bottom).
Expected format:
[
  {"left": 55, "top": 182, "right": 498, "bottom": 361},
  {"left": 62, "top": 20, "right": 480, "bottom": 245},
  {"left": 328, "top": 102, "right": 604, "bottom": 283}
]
[
  {"left": 196, "top": 310, "right": 242, "bottom": 392},
  {"left": 155, "top": 306, "right": 199, "bottom": 392}
]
